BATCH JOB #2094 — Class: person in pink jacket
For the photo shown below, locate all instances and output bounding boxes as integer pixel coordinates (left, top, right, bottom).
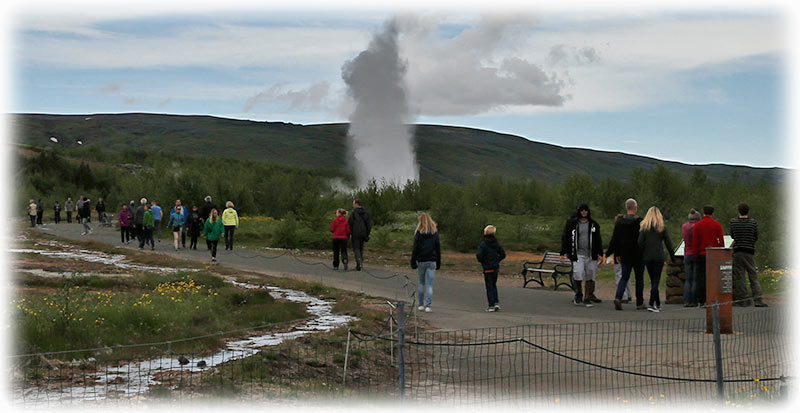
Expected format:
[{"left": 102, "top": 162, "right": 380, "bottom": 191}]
[
  {"left": 330, "top": 208, "right": 351, "bottom": 270},
  {"left": 118, "top": 204, "right": 133, "bottom": 244}
]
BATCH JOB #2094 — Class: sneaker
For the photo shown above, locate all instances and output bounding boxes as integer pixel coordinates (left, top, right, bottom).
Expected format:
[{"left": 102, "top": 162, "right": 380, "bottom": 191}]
[
  {"left": 424, "top": 307, "right": 431, "bottom": 313},
  {"left": 754, "top": 300, "right": 769, "bottom": 307},
  {"left": 572, "top": 297, "right": 583, "bottom": 306},
  {"left": 588, "top": 295, "right": 602, "bottom": 304},
  {"left": 81, "top": 232, "right": 87, "bottom": 236},
  {"left": 647, "top": 305, "right": 660, "bottom": 313},
  {"left": 343, "top": 262, "right": 348, "bottom": 271},
  {"left": 622, "top": 298, "right": 632, "bottom": 303},
  {"left": 485, "top": 307, "right": 496, "bottom": 312},
  {"left": 211, "top": 257, "right": 216, "bottom": 262},
  {"left": 493, "top": 304, "right": 501, "bottom": 311},
  {"left": 418, "top": 306, "right": 425, "bottom": 311},
  {"left": 584, "top": 302, "right": 594, "bottom": 308},
  {"left": 636, "top": 304, "right": 647, "bottom": 310},
  {"left": 614, "top": 299, "right": 622, "bottom": 311},
  {"left": 333, "top": 266, "right": 338, "bottom": 271}
]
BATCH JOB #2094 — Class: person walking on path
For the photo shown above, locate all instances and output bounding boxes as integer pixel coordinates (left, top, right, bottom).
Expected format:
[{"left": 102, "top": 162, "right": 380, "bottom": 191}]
[
  {"left": 691, "top": 205, "right": 725, "bottom": 306},
  {"left": 80, "top": 197, "right": 93, "bottom": 235},
  {"left": 682, "top": 208, "right": 701, "bottom": 307},
  {"left": 140, "top": 204, "right": 156, "bottom": 250},
  {"left": 118, "top": 204, "right": 132, "bottom": 244},
  {"left": 730, "top": 203, "right": 767, "bottom": 307},
  {"left": 28, "top": 200, "right": 37, "bottom": 227},
  {"left": 222, "top": 201, "right": 239, "bottom": 250},
  {"left": 65, "top": 197, "right": 74, "bottom": 223},
  {"left": 607, "top": 214, "right": 632, "bottom": 303},
  {"left": 53, "top": 201, "right": 61, "bottom": 224},
  {"left": 95, "top": 198, "right": 106, "bottom": 223},
  {"left": 561, "top": 203, "right": 604, "bottom": 307},
  {"left": 133, "top": 198, "right": 147, "bottom": 243},
  {"left": 200, "top": 196, "right": 217, "bottom": 251},
  {"left": 76, "top": 196, "right": 84, "bottom": 224},
  {"left": 36, "top": 200, "right": 44, "bottom": 225},
  {"left": 477, "top": 225, "right": 506, "bottom": 313},
  {"left": 187, "top": 205, "right": 204, "bottom": 250},
  {"left": 330, "top": 208, "right": 351, "bottom": 270},
  {"left": 348, "top": 199, "right": 372, "bottom": 271},
  {"left": 167, "top": 205, "right": 186, "bottom": 251},
  {"left": 170, "top": 200, "right": 188, "bottom": 248},
  {"left": 204, "top": 208, "right": 225, "bottom": 262},
  {"left": 150, "top": 201, "right": 163, "bottom": 243},
  {"left": 411, "top": 213, "right": 441, "bottom": 313},
  {"left": 637, "top": 206, "right": 675, "bottom": 313},
  {"left": 608, "top": 199, "right": 646, "bottom": 311}
]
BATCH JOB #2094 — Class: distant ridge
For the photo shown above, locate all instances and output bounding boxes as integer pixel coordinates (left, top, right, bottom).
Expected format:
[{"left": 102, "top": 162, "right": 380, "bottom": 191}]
[{"left": 11, "top": 113, "right": 785, "bottom": 185}]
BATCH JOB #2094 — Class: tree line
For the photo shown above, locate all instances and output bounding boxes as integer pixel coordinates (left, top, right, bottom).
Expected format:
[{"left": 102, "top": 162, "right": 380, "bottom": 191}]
[{"left": 17, "top": 146, "right": 784, "bottom": 268}]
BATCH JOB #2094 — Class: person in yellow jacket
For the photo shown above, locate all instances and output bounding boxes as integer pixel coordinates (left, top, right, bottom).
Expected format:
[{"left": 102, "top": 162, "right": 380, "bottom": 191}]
[{"left": 221, "top": 201, "right": 239, "bottom": 251}]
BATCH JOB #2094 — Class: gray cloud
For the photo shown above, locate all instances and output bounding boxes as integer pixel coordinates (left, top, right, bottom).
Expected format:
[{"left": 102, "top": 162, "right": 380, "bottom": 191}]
[
  {"left": 399, "top": 14, "right": 570, "bottom": 116},
  {"left": 547, "top": 44, "right": 600, "bottom": 66},
  {"left": 243, "top": 82, "right": 331, "bottom": 112}
]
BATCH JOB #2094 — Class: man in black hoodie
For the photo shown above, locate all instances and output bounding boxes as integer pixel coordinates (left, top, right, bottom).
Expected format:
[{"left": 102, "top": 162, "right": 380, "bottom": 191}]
[
  {"left": 561, "top": 203, "right": 604, "bottom": 306},
  {"left": 605, "top": 198, "right": 646, "bottom": 310},
  {"left": 348, "top": 199, "right": 372, "bottom": 271}
]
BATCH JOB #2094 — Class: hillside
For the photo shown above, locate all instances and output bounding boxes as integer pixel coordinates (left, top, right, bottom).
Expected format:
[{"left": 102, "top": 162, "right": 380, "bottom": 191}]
[{"left": 11, "top": 113, "right": 785, "bottom": 185}]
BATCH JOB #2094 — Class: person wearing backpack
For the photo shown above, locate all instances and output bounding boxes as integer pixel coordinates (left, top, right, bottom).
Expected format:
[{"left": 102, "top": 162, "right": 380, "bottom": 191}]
[{"left": 477, "top": 225, "right": 507, "bottom": 312}]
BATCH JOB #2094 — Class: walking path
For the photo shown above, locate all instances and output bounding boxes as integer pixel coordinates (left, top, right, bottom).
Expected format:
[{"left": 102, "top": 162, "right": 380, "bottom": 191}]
[{"left": 32, "top": 223, "right": 774, "bottom": 331}]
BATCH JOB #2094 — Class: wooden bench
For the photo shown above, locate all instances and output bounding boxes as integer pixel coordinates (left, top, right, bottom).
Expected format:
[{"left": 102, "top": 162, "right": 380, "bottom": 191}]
[{"left": 520, "top": 251, "right": 575, "bottom": 291}]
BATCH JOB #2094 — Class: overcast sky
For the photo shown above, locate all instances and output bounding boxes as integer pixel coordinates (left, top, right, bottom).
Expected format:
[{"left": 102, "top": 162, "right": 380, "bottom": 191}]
[{"left": 3, "top": 0, "right": 796, "bottom": 168}]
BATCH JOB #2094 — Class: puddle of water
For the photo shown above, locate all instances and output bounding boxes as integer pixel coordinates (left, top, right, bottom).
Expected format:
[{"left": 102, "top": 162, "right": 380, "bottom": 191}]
[{"left": 15, "top": 280, "right": 358, "bottom": 405}]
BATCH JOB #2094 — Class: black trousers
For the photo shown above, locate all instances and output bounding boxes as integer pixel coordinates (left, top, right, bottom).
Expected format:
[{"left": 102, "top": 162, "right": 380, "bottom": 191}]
[
  {"left": 190, "top": 234, "right": 199, "bottom": 249},
  {"left": 139, "top": 227, "right": 154, "bottom": 249},
  {"left": 29, "top": 215, "right": 36, "bottom": 227},
  {"left": 484, "top": 270, "right": 499, "bottom": 307},
  {"left": 352, "top": 238, "right": 365, "bottom": 266},
  {"left": 54, "top": 212, "right": 60, "bottom": 224},
  {"left": 332, "top": 238, "right": 348, "bottom": 268},
  {"left": 36, "top": 212, "right": 43, "bottom": 225},
  {"left": 121, "top": 226, "right": 131, "bottom": 243},
  {"left": 695, "top": 255, "right": 708, "bottom": 305},
  {"left": 210, "top": 240, "right": 219, "bottom": 258},
  {"left": 224, "top": 226, "right": 235, "bottom": 250}
]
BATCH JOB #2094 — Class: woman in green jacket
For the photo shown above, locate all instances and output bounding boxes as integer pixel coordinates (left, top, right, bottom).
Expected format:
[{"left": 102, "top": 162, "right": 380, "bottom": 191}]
[
  {"left": 638, "top": 206, "right": 675, "bottom": 313},
  {"left": 204, "top": 208, "right": 225, "bottom": 262},
  {"left": 140, "top": 204, "right": 156, "bottom": 250}
]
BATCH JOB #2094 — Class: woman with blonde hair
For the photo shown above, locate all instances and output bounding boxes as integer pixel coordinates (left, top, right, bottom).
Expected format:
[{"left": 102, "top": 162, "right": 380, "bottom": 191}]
[
  {"left": 638, "top": 206, "right": 675, "bottom": 313},
  {"left": 410, "top": 213, "right": 441, "bottom": 313},
  {"left": 204, "top": 208, "right": 225, "bottom": 262},
  {"left": 221, "top": 201, "right": 239, "bottom": 251}
]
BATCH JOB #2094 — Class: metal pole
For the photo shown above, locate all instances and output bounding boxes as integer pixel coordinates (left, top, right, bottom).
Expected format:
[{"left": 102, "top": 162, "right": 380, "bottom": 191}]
[
  {"left": 397, "top": 301, "right": 406, "bottom": 403},
  {"left": 712, "top": 301, "right": 725, "bottom": 402},
  {"left": 389, "top": 307, "right": 394, "bottom": 362}
]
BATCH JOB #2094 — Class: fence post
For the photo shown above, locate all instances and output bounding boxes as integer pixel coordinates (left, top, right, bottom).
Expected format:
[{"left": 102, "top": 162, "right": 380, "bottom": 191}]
[
  {"left": 342, "top": 330, "right": 351, "bottom": 387},
  {"left": 397, "top": 301, "right": 406, "bottom": 403},
  {"left": 712, "top": 301, "right": 725, "bottom": 402}
]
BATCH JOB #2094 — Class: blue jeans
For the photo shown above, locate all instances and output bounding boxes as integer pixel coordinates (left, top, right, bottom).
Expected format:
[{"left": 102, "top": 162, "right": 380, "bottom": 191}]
[
  {"left": 683, "top": 255, "right": 697, "bottom": 304},
  {"left": 417, "top": 261, "right": 436, "bottom": 308},
  {"left": 616, "top": 261, "right": 645, "bottom": 306}
]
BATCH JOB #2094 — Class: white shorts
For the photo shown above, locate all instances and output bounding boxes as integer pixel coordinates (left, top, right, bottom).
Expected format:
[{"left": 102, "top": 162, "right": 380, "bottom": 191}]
[{"left": 573, "top": 256, "right": 597, "bottom": 281}]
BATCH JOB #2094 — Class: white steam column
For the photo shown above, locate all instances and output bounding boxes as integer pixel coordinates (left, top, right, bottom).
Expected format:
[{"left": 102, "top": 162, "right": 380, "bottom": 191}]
[{"left": 342, "top": 20, "right": 419, "bottom": 188}]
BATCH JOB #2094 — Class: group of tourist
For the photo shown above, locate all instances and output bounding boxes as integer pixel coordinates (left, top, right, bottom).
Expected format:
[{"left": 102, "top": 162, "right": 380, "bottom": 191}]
[
  {"left": 560, "top": 198, "right": 766, "bottom": 313},
  {"left": 115, "top": 196, "right": 238, "bottom": 262},
  {"left": 28, "top": 194, "right": 767, "bottom": 312}
]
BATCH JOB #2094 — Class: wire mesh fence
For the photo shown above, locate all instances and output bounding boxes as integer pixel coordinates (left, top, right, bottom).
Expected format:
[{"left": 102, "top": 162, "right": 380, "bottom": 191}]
[{"left": 9, "top": 306, "right": 792, "bottom": 408}]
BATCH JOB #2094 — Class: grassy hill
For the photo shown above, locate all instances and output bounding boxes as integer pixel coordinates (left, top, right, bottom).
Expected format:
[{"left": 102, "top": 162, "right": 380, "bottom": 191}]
[{"left": 11, "top": 113, "right": 785, "bottom": 185}]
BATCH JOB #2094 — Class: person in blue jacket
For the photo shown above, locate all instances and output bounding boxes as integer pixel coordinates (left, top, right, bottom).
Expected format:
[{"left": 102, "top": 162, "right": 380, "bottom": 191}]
[{"left": 167, "top": 205, "right": 187, "bottom": 251}]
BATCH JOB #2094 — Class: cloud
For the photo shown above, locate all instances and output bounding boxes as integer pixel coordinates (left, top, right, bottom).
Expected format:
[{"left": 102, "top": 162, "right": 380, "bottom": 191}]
[
  {"left": 96, "top": 82, "right": 123, "bottom": 95},
  {"left": 243, "top": 82, "right": 332, "bottom": 112},
  {"left": 398, "top": 14, "right": 569, "bottom": 116}
]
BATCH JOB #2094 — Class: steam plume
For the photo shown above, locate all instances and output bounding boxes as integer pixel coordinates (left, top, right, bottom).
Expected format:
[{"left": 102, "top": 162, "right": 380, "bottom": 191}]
[{"left": 341, "top": 20, "right": 418, "bottom": 188}]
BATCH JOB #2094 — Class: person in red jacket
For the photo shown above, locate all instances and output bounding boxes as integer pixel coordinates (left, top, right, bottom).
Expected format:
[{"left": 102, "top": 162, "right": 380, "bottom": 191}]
[
  {"left": 330, "top": 208, "right": 351, "bottom": 271},
  {"left": 691, "top": 205, "right": 724, "bottom": 306}
]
